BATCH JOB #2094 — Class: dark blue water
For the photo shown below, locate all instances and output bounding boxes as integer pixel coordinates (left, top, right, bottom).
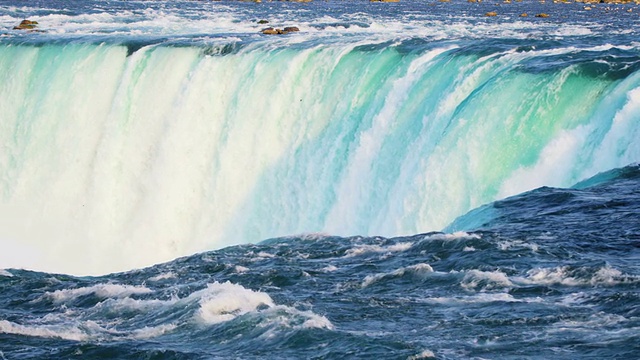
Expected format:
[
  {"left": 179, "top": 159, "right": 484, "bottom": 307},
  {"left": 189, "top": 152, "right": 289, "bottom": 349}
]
[{"left": 1, "top": 164, "right": 639, "bottom": 359}]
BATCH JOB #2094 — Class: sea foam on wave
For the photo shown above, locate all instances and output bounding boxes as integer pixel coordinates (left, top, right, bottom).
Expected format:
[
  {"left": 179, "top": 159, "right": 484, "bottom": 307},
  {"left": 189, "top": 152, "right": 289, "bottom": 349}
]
[
  {"left": 460, "top": 269, "right": 514, "bottom": 291},
  {"left": 361, "top": 263, "right": 434, "bottom": 288},
  {"left": 1, "top": 280, "right": 333, "bottom": 343},
  {"left": 424, "top": 293, "right": 529, "bottom": 305},
  {"left": 195, "top": 281, "right": 275, "bottom": 324},
  {"left": 42, "top": 283, "right": 153, "bottom": 303},
  {"left": 0, "top": 319, "right": 92, "bottom": 342},
  {"left": 196, "top": 282, "right": 333, "bottom": 330},
  {"left": 0, "top": 318, "right": 177, "bottom": 342},
  {"left": 0, "top": 269, "right": 13, "bottom": 277},
  {"left": 516, "top": 265, "right": 639, "bottom": 287},
  {"left": 344, "top": 242, "right": 413, "bottom": 258}
]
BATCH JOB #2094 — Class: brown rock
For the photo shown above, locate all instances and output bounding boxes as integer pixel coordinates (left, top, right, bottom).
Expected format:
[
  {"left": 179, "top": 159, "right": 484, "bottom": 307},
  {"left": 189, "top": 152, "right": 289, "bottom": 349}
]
[
  {"left": 261, "top": 27, "right": 279, "bottom": 35},
  {"left": 13, "top": 19, "right": 39, "bottom": 30},
  {"left": 485, "top": 11, "right": 498, "bottom": 16},
  {"left": 261, "top": 26, "right": 300, "bottom": 35}
]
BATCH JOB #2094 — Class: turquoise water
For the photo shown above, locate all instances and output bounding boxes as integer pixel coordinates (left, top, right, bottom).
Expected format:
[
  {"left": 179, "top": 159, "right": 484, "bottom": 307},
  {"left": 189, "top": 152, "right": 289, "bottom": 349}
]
[{"left": 1, "top": 38, "right": 638, "bottom": 274}]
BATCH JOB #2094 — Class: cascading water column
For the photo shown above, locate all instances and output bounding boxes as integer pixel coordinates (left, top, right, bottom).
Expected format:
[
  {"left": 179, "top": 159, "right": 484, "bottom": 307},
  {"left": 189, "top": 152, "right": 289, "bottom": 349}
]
[{"left": 0, "top": 39, "right": 638, "bottom": 275}]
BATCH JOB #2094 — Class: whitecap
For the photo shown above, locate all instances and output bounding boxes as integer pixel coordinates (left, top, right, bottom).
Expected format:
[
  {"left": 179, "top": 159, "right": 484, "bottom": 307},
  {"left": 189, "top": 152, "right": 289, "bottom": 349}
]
[
  {"left": 497, "top": 240, "right": 539, "bottom": 252},
  {"left": 322, "top": 265, "right": 339, "bottom": 272},
  {"left": 426, "top": 231, "right": 481, "bottom": 241},
  {"left": 130, "top": 324, "right": 177, "bottom": 339},
  {"left": 460, "top": 269, "right": 514, "bottom": 291},
  {"left": 194, "top": 281, "right": 334, "bottom": 331},
  {"left": 549, "top": 312, "right": 628, "bottom": 333},
  {"left": 93, "top": 296, "right": 177, "bottom": 312},
  {"left": 515, "top": 265, "right": 638, "bottom": 287},
  {"left": 408, "top": 349, "right": 437, "bottom": 359},
  {"left": 345, "top": 242, "right": 413, "bottom": 258},
  {"left": 0, "top": 269, "right": 13, "bottom": 277},
  {"left": 148, "top": 272, "right": 176, "bottom": 281},
  {"left": 263, "top": 306, "right": 334, "bottom": 331},
  {"left": 257, "top": 252, "right": 276, "bottom": 258},
  {"left": 195, "top": 281, "right": 275, "bottom": 324},
  {"left": 43, "top": 284, "right": 153, "bottom": 303},
  {"left": 362, "top": 263, "right": 433, "bottom": 288},
  {"left": 0, "top": 319, "right": 91, "bottom": 341},
  {"left": 425, "top": 293, "right": 536, "bottom": 304},
  {"left": 234, "top": 265, "right": 250, "bottom": 273}
]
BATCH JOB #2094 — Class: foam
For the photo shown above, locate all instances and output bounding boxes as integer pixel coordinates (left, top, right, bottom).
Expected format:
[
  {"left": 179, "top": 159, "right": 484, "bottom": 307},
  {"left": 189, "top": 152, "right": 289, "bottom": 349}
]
[
  {"left": 322, "top": 265, "right": 339, "bottom": 272},
  {"left": 425, "top": 293, "right": 532, "bottom": 304},
  {"left": 94, "top": 296, "right": 176, "bottom": 312},
  {"left": 293, "top": 232, "right": 332, "bottom": 242},
  {"left": 408, "top": 349, "right": 437, "bottom": 359},
  {"left": 195, "top": 281, "right": 334, "bottom": 331},
  {"left": 246, "top": 252, "right": 277, "bottom": 262},
  {"left": 257, "top": 252, "right": 276, "bottom": 258},
  {"left": 148, "top": 272, "right": 177, "bottom": 281},
  {"left": 515, "top": 265, "right": 638, "bottom": 287},
  {"left": 426, "top": 231, "right": 481, "bottom": 241},
  {"left": 0, "top": 269, "right": 12, "bottom": 277},
  {"left": 234, "top": 265, "right": 250, "bottom": 273},
  {"left": 130, "top": 324, "right": 177, "bottom": 339},
  {"left": 460, "top": 270, "right": 514, "bottom": 291},
  {"left": 5, "top": 280, "right": 330, "bottom": 344},
  {"left": 196, "top": 282, "right": 275, "bottom": 324},
  {"left": 345, "top": 242, "right": 414, "bottom": 258},
  {"left": 361, "top": 263, "right": 433, "bottom": 288},
  {"left": 299, "top": 313, "right": 333, "bottom": 330},
  {"left": 551, "top": 24, "right": 593, "bottom": 37},
  {"left": 0, "top": 317, "right": 175, "bottom": 342},
  {"left": 43, "top": 284, "right": 153, "bottom": 303},
  {"left": 0, "top": 2, "right": 613, "bottom": 43},
  {"left": 497, "top": 240, "right": 539, "bottom": 252},
  {"left": 261, "top": 306, "right": 334, "bottom": 332},
  {"left": 550, "top": 313, "right": 628, "bottom": 332},
  {"left": 0, "top": 319, "right": 90, "bottom": 341}
]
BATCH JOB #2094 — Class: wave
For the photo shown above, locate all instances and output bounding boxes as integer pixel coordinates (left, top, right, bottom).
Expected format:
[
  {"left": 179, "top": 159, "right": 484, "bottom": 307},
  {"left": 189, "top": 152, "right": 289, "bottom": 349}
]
[{"left": 0, "top": 279, "right": 331, "bottom": 344}]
